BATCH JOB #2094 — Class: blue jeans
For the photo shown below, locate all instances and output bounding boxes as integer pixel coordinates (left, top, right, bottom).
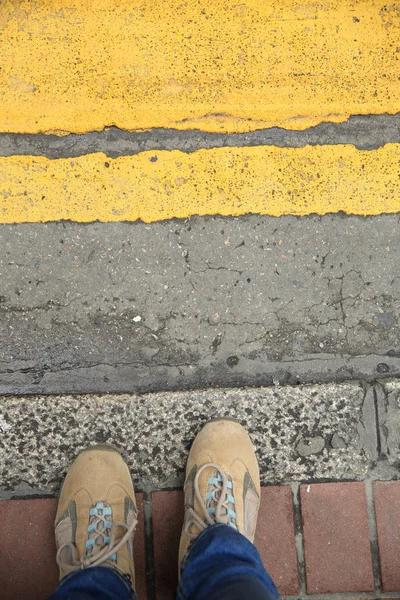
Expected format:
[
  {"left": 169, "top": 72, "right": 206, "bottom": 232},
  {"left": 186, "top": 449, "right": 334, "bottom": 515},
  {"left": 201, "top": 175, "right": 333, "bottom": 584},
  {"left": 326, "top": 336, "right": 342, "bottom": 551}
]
[{"left": 50, "top": 524, "right": 279, "bottom": 600}]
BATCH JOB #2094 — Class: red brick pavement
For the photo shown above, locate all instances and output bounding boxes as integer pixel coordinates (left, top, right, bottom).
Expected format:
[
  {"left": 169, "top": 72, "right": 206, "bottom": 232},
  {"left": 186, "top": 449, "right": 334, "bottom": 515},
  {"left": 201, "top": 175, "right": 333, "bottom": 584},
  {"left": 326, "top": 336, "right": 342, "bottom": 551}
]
[{"left": 1, "top": 481, "right": 399, "bottom": 599}]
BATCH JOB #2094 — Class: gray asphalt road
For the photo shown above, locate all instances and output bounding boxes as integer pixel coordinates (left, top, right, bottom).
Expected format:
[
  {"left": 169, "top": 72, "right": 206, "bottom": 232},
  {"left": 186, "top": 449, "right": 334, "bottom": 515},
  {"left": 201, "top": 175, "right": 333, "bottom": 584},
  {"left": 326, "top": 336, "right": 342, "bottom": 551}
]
[
  {"left": 1, "top": 214, "right": 399, "bottom": 394},
  {"left": 1, "top": 115, "right": 399, "bottom": 158}
]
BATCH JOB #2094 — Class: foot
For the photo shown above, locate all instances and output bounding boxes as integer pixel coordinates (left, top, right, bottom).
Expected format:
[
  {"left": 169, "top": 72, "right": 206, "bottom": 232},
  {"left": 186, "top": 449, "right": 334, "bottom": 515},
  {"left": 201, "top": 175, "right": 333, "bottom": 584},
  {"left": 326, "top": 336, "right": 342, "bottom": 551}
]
[
  {"left": 55, "top": 445, "right": 137, "bottom": 587},
  {"left": 179, "top": 418, "right": 260, "bottom": 565}
]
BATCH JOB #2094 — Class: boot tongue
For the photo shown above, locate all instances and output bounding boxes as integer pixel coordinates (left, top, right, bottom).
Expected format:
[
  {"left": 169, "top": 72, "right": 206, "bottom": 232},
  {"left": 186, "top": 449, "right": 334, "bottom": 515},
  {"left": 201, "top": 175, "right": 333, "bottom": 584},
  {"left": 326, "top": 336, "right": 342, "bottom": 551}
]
[
  {"left": 85, "top": 502, "right": 114, "bottom": 561},
  {"left": 205, "top": 469, "right": 235, "bottom": 527}
]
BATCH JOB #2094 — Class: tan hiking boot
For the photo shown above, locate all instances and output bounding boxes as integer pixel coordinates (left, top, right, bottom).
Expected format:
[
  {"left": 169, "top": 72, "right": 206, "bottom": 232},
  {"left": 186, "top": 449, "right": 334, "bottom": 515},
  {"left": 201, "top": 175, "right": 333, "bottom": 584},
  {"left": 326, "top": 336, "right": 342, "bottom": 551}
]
[
  {"left": 179, "top": 418, "right": 260, "bottom": 565},
  {"left": 54, "top": 446, "right": 138, "bottom": 586}
]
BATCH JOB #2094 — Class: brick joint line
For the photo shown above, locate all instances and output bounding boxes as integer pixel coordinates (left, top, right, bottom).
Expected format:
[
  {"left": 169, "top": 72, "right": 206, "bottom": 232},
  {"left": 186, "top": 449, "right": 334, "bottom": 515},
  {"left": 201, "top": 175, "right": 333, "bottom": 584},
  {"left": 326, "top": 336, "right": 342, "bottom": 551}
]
[
  {"left": 143, "top": 489, "right": 156, "bottom": 600},
  {"left": 365, "top": 479, "right": 383, "bottom": 594},
  {"left": 291, "top": 482, "right": 306, "bottom": 596}
]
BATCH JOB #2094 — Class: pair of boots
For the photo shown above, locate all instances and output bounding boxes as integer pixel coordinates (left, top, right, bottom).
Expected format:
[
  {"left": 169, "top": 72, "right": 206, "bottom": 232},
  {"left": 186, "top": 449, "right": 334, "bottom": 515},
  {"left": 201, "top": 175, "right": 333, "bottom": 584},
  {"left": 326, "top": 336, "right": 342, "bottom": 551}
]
[{"left": 54, "top": 419, "right": 265, "bottom": 592}]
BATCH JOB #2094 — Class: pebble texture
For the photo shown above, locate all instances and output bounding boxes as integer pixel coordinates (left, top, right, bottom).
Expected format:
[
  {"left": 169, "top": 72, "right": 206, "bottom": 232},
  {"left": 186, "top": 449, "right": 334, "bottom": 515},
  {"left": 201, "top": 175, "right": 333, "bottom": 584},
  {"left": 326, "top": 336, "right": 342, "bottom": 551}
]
[
  {"left": 0, "top": 383, "right": 373, "bottom": 497},
  {"left": 377, "top": 380, "right": 400, "bottom": 468}
]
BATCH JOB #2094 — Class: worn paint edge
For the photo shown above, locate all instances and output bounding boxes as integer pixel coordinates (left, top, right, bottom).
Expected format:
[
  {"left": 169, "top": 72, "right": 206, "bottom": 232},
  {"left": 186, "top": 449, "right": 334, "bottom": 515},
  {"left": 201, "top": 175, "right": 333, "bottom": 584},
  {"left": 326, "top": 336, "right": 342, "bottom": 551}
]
[
  {"left": 1, "top": 114, "right": 400, "bottom": 159},
  {"left": 1, "top": 144, "right": 400, "bottom": 223}
]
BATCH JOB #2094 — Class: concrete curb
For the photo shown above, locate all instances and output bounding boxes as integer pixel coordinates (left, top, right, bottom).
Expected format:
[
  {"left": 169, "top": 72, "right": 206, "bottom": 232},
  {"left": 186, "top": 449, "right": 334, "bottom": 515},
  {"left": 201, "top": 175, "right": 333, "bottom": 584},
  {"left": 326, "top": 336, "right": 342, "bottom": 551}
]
[{"left": 1, "top": 379, "right": 399, "bottom": 500}]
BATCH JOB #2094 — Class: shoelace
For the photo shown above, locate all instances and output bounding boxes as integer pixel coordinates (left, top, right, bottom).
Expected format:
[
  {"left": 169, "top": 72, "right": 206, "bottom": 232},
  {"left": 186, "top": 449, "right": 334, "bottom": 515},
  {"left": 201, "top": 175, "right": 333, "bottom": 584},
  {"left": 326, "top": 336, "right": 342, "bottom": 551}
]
[
  {"left": 185, "top": 462, "right": 237, "bottom": 539},
  {"left": 56, "top": 508, "right": 137, "bottom": 573}
]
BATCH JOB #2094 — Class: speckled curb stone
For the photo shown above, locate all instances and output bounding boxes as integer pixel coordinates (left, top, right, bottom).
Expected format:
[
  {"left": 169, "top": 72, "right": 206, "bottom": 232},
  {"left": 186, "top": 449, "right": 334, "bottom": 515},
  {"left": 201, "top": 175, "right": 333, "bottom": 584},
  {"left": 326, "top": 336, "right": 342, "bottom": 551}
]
[
  {"left": 377, "top": 380, "right": 400, "bottom": 468},
  {"left": 0, "top": 382, "right": 378, "bottom": 498}
]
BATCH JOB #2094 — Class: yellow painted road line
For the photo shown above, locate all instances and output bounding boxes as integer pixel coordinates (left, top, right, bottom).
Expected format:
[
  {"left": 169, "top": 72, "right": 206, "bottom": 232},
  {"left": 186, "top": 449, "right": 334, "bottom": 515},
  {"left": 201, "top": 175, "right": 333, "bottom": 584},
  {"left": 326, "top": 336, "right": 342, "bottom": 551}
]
[
  {"left": 1, "top": 145, "right": 399, "bottom": 223},
  {"left": 1, "top": 1, "right": 399, "bottom": 135}
]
